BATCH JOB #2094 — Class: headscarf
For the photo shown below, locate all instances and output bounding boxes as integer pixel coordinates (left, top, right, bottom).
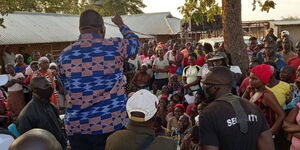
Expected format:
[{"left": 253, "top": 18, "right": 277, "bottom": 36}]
[
  {"left": 251, "top": 64, "right": 273, "bottom": 84},
  {"left": 175, "top": 104, "right": 185, "bottom": 112}
]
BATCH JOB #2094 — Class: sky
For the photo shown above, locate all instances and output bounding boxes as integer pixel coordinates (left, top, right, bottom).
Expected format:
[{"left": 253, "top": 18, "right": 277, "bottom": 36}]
[{"left": 142, "top": 0, "right": 300, "bottom": 21}]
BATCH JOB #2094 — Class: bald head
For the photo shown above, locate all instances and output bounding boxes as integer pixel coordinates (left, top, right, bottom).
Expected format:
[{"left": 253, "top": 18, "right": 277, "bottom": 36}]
[
  {"left": 206, "top": 66, "right": 233, "bottom": 86},
  {"left": 9, "top": 129, "right": 62, "bottom": 150},
  {"left": 79, "top": 9, "right": 105, "bottom": 37}
]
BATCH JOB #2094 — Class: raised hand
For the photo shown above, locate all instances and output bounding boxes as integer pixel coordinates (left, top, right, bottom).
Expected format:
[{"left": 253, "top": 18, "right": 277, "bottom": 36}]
[{"left": 111, "top": 12, "right": 124, "bottom": 27}]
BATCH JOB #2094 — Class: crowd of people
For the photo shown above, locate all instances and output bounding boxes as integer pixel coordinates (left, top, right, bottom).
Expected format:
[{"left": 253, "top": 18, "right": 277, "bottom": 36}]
[{"left": 1, "top": 9, "right": 300, "bottom": 150}]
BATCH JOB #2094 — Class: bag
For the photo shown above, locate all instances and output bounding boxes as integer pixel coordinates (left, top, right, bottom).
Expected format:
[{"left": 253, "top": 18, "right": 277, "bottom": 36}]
[{"left": 215, "top": 94, "right": 248, "bottom": 133}]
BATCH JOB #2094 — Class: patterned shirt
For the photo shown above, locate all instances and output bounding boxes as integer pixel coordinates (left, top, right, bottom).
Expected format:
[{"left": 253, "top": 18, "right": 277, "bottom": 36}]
[{"left": 57, "top": 25, "right": 139, "bottom": 136}]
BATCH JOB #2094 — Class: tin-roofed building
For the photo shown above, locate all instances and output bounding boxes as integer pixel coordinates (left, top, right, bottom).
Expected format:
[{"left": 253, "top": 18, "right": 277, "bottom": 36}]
[
  {"left": 0, "top": 11, "right": 181, "bottom": 65},
  {"left": 269, "top": 20, "right": 300, "bottom": 46}
]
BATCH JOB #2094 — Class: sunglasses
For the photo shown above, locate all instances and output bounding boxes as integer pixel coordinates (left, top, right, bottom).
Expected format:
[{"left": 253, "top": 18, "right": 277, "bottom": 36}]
[{"left": 202, "top": 82, "right": 226, "bottom": 86}]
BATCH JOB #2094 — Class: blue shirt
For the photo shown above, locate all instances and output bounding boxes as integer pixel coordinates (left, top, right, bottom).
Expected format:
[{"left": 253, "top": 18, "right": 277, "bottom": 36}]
[{"left": 257, "top": 52, "right": 286, "bottom": 71}]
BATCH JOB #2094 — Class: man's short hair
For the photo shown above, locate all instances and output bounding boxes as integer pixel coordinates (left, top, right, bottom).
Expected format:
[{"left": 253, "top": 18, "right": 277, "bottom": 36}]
[
  {"left": 209, "top": 66, "right": 233, "bottom": 86},
  {"left": 5, "top": 63, "right": 14, "bottom": 68},
  {"left": 189, "top": 53, "right": 197, "bottom": 59},
  {"left": 281, "top": 66, "right": 295, "bottom": 74},
  {"left": 79, "top": 9, "right": 104, "bottom": 29},
  {"left": 30, "top": 61, "right": 38, "bottom": 66},
  {"left": 249, "top": 36, "right": 257, "bottom": 41},
  {"left": 30, "top": 77, "right": 48, "bottom": 90},
  {"left": 264, "top": 39, "right": 277, "bottom": 47},
  {"left": 264, "top": 61, "right": 277, "bottom": 71}
]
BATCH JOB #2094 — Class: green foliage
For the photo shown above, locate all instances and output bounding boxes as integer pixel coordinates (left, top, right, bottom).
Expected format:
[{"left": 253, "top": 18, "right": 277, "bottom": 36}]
[
  {"left": 178, "top": 0, "right": 221, "bottom": 25},
  {"left": 252, "top": 0, "right": 276, "bottom": 12},
  {"left": 179, "top": 0, "right": 277, "bottom": 25},
  {"left": 0, "top": 0, "right": 146, "bottom": 28}
]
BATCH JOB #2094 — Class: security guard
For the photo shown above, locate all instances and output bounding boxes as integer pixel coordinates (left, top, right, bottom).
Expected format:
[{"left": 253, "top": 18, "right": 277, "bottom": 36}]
[{"left": 199, "top": 66, "right": 275, "bottom": 150}]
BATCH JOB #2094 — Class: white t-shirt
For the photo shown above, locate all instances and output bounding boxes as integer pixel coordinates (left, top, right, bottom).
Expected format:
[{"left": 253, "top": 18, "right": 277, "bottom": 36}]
[
  {"left": 8, "top": 73, "right": 24, "bottom": 92},
  {"left": 201, "top": 64, "right": 210, "bottom": 78},
  {"left": 182, "top": 65, "right": 202, "bottom": 91},
  {"left": 128, "top": 56, "right": 142, "bottom": 72},
  {"left": 25, "top": 66, "right": 33, "bottom": 76},
  {"left": 0, "top": 134, "right": 14, "bottom": 150},
  {"left": 153, "top": 58, "right": 169, "bottom": 79},
  {"left": 2, "top": 51, "right": 15, "bottom": 65}
]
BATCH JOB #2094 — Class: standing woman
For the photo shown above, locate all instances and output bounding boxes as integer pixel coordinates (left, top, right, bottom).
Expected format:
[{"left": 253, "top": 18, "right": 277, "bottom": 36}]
[
  {"left": 30, "top": 57, "right": 58, "bottom": 107},
  {"left": 243, "top": 64, "right": 285, "bottom": 135},
  {"left": 14, "top": 54, "right": 28, "bottom": 74},
  {"left": 284, "top": 103, "right": 300, "bottom": 150},
  {"left": 5, "top": 64, "right": 25, "bottom": 116},
  {"left": 153, "top": 48, "right": 169, "bottom": 90}
]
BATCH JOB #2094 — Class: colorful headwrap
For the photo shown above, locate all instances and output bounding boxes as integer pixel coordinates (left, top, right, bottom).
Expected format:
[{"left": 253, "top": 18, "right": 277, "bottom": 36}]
[
  {"left": 251, "top": 64, "right": 273, "bottom": 84},
  {"left": 175, "top": 104, "right": 185, "bottom": 112}
]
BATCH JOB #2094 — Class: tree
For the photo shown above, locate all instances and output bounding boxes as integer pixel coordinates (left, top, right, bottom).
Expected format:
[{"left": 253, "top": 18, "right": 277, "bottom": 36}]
[
  {"left": 222, "top": 0, "right": 248, "bottom": 73},
  {"left": 178, "top": 0, "right": 221, "bottom": 24},
  {"left": 0, "top": 0, "right": 146, "bottom": 28},
  {"left": 179, "top": 0, "right": 276, "bottom": 73}
]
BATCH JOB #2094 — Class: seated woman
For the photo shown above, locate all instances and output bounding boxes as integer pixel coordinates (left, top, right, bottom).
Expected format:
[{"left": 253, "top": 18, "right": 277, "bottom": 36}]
[
  {"left": 167, "top": 104, "right": 192, "bottom": 132},
  {"left": 243, "top": 64, "right": 285, "bottom": 135},
  {"left": 167, "top": 74, "right": 183, "bottom": 95},
  {"left": 132, "top": 64, "right": 151, "bottom": 90}
]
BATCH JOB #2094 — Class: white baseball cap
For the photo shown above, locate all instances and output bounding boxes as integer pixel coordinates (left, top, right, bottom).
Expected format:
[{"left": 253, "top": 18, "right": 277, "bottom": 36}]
[
  {"left": 281, "top": 30, "right": 289, "bottom": 36},
  {"left": 126, "top": 89, "right": 158, "bottom": 122}
]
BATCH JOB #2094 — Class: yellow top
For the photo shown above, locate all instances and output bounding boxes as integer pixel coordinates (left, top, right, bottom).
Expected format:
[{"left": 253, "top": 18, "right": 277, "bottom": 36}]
[{"left": 266, "top": 81, "right": 291, "bottom": 107}]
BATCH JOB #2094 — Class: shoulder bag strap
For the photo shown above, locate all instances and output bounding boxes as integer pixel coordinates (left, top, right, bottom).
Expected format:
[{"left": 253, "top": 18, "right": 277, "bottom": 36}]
[{"left": 216, "top": 94, "right": 249, "bottom": 133}]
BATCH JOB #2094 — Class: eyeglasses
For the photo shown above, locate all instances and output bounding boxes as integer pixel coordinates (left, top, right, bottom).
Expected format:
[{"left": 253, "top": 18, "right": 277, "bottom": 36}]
[{"left": 202, "top": 82, "right": 226, "bottom": 86}]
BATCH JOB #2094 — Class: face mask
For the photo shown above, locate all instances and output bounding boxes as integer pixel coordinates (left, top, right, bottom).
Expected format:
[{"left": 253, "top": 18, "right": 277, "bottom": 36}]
[
  {"left": 35, "top": 87, "right": 54, "bottom": 100},
  {"left": 201, "top": 84, "right": 214, "bottom": 102}
]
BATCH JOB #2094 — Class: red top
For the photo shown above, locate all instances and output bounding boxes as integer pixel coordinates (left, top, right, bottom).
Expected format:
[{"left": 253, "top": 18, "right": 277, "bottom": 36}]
[
  {"left": 288, "top": 56, "right": 300, "bottom": 80},
  {"left": 254, "top": 90, "right": 275, "bottom": 127},
  {"left": 239, "top": 77, "right": 250, "bottom": 94},
  {"left": 196, "top": 55, "right": 205, "bottom": 67},
  {"left": 181, "top": 49, "right": 190, "bottom": 67},
  {"left": 186, "top": 103, "right": 196, "bottom": 116}
]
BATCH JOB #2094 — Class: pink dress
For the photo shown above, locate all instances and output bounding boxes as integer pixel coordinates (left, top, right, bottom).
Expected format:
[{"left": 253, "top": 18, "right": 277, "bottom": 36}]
[{"left": 291, "top": 103, "right": 300, "bottom": 150}]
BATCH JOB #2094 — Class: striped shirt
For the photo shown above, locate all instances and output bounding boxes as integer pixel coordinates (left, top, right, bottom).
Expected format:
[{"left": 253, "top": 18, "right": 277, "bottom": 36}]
[{"left": 57, "top": 25, "right": 139, "bottom": 135}]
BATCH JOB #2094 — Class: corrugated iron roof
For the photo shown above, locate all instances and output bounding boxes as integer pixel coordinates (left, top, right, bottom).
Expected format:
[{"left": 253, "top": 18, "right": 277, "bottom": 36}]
[
  {"left": 1, "top": 11, "right": 173, "bottom": 45},
  {"left": 103, "top": 12, "right": 181, "bottom": 35},
  {"left": 270, "top": 20, "right": 300, "bottom": 26}
]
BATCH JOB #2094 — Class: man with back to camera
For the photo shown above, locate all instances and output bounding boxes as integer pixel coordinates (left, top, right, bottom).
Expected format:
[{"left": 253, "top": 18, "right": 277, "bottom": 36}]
[
  {"left": 57, "top": 9, "right": 140, "bottom": 150},
  {"left": 8, "top": 129, "right": 63, "bottom": 150},
  {"left": 105, "top": 89, "right": 176, "bottom": 150},
  {"left": 198, "top": 66, "right": 275, "bottom": 150},
  {"left": 16, "top": 77, "right": 67, "bottom": 149}
]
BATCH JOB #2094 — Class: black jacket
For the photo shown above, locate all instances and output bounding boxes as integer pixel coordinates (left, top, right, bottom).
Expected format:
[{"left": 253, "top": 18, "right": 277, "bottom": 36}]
[{"left": 16, "top": 97, "right": 67, "bottom": 149}]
